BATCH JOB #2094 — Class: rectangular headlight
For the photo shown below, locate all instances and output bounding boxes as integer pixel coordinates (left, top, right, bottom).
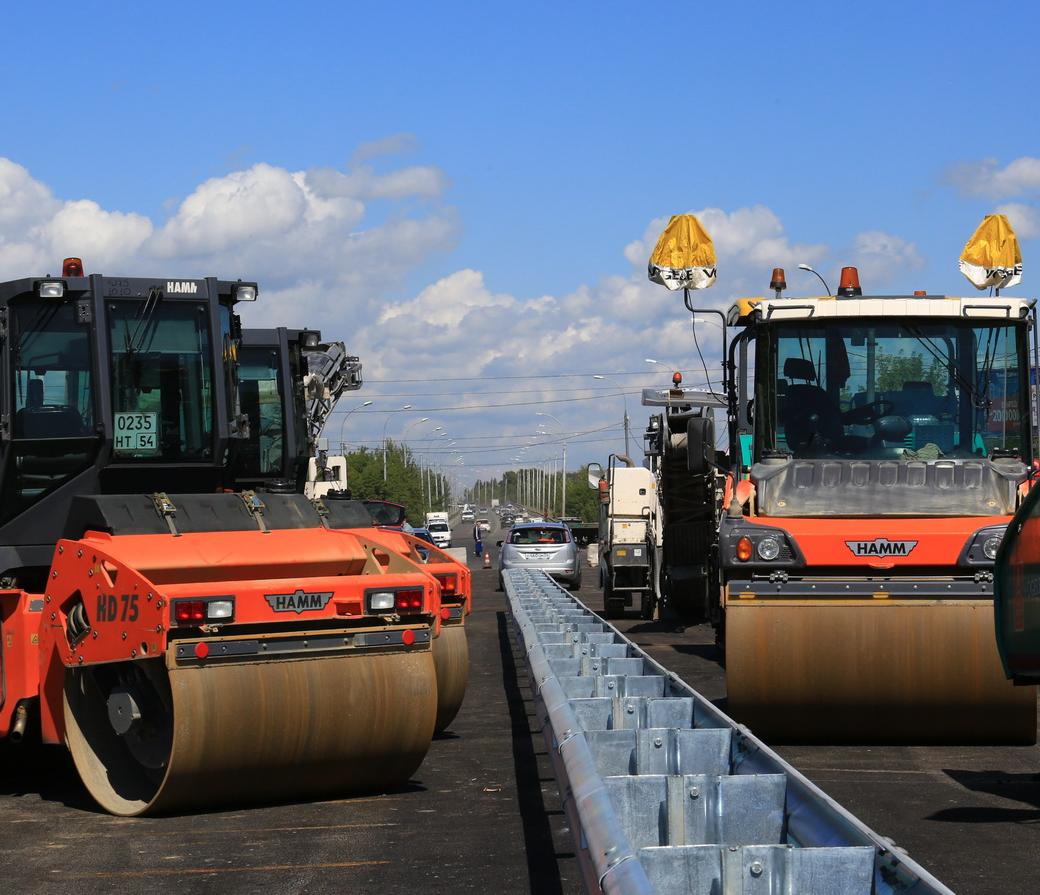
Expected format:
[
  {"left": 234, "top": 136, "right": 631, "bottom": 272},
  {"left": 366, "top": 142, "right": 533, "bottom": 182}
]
[
  {"left": 38, "top": 281, "right": 64, "bottom": 298},
  {"left": 233, "top": 283, "right": 257, "bottom": 302},
  {"left": 206, "top": 600, "right": 234, "bottom": 620},
  {"left": 369, "top": 591, "right": 395, "bottom": 610}
]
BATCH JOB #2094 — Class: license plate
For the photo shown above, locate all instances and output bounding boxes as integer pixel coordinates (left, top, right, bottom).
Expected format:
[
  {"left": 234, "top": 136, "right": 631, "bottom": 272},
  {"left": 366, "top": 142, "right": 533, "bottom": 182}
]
[{"left": 113, "top": 412, "right": 159, "bottom": 455}]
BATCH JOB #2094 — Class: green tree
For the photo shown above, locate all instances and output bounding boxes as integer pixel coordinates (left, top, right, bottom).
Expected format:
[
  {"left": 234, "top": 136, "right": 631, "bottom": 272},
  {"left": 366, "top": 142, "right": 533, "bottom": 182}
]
[{"left": 344, "top": 442, "right": 449, "bottom": 526}]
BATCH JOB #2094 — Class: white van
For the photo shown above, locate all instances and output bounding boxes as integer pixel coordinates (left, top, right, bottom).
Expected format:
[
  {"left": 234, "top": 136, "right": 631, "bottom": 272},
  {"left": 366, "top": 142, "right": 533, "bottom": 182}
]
[{"left": 427, "top": 519, "right": 451, "bottom": 548}]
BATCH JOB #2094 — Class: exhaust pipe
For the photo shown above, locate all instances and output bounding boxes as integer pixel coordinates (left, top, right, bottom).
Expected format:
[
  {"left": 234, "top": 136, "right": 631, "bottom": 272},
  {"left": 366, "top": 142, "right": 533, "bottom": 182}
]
[{"left": 10, "top": 701, "right": 29, "bottom": 742}]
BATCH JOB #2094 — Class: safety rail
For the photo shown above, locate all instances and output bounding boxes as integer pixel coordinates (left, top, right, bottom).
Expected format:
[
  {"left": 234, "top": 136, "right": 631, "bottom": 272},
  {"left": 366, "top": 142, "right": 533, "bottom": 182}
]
[{"left": 504, "top": 568, "right": 953, "bottom": 895}]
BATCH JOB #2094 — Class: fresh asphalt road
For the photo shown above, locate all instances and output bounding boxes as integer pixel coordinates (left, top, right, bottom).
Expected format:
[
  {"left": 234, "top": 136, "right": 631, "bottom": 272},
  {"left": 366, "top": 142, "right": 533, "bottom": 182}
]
[{"left": 2, "top": 513, "right": 1038, "bottom": 894}]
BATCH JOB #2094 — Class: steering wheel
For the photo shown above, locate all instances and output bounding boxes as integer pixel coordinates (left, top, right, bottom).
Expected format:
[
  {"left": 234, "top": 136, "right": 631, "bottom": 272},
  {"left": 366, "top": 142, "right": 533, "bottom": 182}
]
[{"left": 843, "top": 399, "right": 895, "bottom": 426}]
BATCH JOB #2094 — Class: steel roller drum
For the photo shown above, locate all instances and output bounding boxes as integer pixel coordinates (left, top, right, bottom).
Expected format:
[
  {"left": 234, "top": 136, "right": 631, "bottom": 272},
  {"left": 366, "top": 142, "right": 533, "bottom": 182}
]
[
  {"left": 726, "top": 599, "right": 1037, "bottom": 744},
  {"left": 64, "top": 646, "right": 437, "bottom": 816},
  {"left": 432, "top": 624, "right": 469, "bottom": 733}
]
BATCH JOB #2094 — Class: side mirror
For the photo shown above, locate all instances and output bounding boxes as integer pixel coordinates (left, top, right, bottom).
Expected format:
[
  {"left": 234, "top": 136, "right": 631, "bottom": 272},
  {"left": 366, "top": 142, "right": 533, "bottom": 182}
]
[
  {"left": 587, "top": 462, "right": 603, "bottom": 489},
  {"left": 496, "top": 540, "right": 504, "bottom": 547},
  {"left": 687, "top": 416, "right": 717, "bottom": 476}
]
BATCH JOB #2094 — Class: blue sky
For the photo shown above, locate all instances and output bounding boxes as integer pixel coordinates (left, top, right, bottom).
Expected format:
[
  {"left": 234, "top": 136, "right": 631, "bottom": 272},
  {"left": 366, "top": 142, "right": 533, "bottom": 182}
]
[{"left": 2, "top": 1, "right": 1039, "bottom": 481}]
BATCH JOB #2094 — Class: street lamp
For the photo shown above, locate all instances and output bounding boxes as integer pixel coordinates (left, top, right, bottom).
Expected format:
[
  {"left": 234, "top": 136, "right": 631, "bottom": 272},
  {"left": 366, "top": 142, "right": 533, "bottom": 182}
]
[
  {"left": 382, "top": 404, "right": 413, "bottom": 481},
  {"left": 537, "top": 411, "right": 567, "bottom": 517},
  {"left": 797, "top": 263, "right": 831, "bottom": 295},
  {"left": 338, "top": 399, "right": 373, "bottom": 452},
  {"left": 592, "top": 375, "right": 631, "bottom": 458}
]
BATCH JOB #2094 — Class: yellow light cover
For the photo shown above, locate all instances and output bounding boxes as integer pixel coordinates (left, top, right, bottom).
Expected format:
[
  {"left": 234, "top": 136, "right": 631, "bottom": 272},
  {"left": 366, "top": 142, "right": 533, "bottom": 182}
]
[
  {"left": 648, "top": 214, "right": 718, "bottom": 291},
  {"left": 959, "top": 214, "right": 1023, "bottom": 290}
]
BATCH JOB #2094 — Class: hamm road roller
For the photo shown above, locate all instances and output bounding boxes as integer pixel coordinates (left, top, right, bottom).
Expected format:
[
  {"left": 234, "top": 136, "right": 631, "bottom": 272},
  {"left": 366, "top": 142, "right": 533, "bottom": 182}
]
[
  {"left": 236, "top": 328, "right": 472, "bottom": 732},
  {"left": 0, "top": 261, "right": 442, "bottom": 814},
  {"left": 645, "top": 213, "right": 1037, "bottom": 743}
]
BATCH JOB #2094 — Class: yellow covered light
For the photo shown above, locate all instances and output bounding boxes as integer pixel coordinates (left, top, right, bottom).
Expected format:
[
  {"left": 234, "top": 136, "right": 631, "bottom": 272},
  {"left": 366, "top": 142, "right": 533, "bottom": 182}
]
[
  {"left": 648, "top": 214, "right": 718, "bottom": 291},
  {"left": 959, "top": 214, "right": 1023, "bottom": 290}
]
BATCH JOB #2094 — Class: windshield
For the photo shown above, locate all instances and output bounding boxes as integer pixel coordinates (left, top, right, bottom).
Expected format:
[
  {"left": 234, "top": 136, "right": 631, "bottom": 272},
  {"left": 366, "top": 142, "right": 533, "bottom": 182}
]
[
  {"left": 428, "top": 521, "right": 449, "bottom": 532},
  {"left": 509, "top": 527, "right": 570, "bottom": 545},
  {"left": 364, "top": 501, "right": 408, "bottom": 526},
  {"left": 236, "top": 346, "right": 284, "bottom": 476},
  {"left": 109, "top": 301, "right": 214, "bottom": 460},
  {"left": 758, "top": 319, "right": 1030, "bottom": 461}
]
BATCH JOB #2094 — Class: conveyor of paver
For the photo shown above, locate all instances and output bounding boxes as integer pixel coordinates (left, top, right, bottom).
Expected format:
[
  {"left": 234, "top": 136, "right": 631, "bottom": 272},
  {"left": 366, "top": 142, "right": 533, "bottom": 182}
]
[{"left": 504, "top": 568, "right": 954, "bottom": 894}]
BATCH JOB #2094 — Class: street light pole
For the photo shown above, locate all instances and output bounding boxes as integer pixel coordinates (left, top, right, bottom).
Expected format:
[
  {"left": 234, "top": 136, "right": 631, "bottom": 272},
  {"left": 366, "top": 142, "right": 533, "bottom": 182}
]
[
  {"left": 537, "top": 412, "right": 567, "bottom": 517},
  {"left": 382, "top": 404, "right": 413, "bottom": 482},
  {"left": 593, "top": 374, "right": 631, "bottom": 458},
  {"left": 338, "top": 399, "right": 374, "bottom": 453}
]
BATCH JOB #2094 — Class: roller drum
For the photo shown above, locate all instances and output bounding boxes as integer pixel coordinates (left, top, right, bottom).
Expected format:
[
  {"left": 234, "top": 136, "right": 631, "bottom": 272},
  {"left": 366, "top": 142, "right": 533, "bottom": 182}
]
[
  {"left": 432, "top": 624, "right": 469, "bottom": 733},
  {"left": 726, "top": 599, "right": 1037, "bottom": 744},
  {"left": 64, "top": 647, "right": 437, "bottom": 816}
]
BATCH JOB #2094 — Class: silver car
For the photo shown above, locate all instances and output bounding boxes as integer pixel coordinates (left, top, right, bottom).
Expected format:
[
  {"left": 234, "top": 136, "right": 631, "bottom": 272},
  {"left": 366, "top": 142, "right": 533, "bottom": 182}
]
[{"left": 498, "top": 522, "right": 582, "bottom": 590}]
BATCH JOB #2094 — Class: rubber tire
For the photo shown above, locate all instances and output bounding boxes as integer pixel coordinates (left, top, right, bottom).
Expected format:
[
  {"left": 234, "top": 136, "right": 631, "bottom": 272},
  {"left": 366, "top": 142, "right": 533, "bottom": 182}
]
[
  {"left": 602, "top": 583, "right": 624, "bottom": 619},
  {"left": 639, "top": 591, "right": 655, "bottom": 620}
]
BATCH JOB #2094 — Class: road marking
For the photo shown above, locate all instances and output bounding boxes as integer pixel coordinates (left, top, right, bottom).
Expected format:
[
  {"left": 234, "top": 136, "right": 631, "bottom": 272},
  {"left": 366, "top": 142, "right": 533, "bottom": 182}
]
[
  {"left": 154, "top": 822, "right": 399, "bottom": 836},
  {"left": 58, "top": 860, "right": 391, "bottom": 879}
]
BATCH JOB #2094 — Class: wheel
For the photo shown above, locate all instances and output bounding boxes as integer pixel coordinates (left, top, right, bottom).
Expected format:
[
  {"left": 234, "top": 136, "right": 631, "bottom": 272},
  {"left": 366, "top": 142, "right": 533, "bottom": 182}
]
[
  {"left": 602, "top": 583, "right": 624, "bottom": 619},
  {"left": 639, "top": 591, "right": 655, "bottom": 620}
]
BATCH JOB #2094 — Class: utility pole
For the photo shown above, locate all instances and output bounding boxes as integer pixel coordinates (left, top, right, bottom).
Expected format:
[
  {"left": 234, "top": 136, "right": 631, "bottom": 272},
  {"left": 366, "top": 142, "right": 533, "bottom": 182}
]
[{"left": 562, "top": 442, "right": 567, "bottom": 517}]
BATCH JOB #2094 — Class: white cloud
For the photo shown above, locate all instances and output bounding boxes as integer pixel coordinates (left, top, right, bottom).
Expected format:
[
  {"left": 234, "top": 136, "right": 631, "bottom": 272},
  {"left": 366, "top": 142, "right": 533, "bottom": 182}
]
[
  {"left": 850, "top": 230, "right": 925, "bottom": 285},
  {"left": 995, "top": 202, "right": 1040, "bottom": 240},
  {"left": 350, "top": 132, "right": 419, "bottom": 163},
  {"left": 947, "top": 156, "right": 1040, "bottom": 199},
  {"left": 0, "top": 156, "right": 935, "bottom": 476}
]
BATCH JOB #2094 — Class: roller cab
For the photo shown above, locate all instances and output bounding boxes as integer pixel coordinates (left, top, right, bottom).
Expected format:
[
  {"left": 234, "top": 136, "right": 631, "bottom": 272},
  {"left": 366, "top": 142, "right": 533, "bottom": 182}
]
[{"left": 710, "top": 279, "right": 1038, "bottom": 743}]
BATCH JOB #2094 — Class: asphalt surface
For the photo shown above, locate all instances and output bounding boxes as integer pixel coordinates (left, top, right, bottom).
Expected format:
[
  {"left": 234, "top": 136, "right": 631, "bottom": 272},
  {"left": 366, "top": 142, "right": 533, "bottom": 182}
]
[
  {"left": 0, "top": 546, "right": 580, "bottom": 895},
  {"left": 3, "top": 522, "right": 1038, "bottom": 895}
]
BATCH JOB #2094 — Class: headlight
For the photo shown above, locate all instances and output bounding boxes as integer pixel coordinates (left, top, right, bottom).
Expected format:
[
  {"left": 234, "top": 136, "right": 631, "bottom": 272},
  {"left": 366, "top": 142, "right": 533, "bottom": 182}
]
[
  {"left": 757, "top": 537, "right": 781, "bottom": 561},
  {"left": 368, "top": 591, "right": 396, "bottom": 610},
  {"left": 983, "top": 535, "right": 1002, "bottom": 560},
  {"left": 37, "top": 280, "right": 64, "bottom": 298}
]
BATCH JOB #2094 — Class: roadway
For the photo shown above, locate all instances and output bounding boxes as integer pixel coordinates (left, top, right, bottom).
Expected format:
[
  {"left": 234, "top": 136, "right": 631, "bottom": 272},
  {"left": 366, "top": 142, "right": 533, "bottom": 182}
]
[{"left": 1, "top": 513, "right": 1037, "bottom": 894}]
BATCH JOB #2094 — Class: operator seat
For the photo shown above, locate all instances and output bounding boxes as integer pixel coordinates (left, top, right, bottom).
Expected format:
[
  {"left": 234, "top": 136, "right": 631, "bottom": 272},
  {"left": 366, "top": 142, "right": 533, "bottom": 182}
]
[
  {"left": 782, "top": 357, "right": 842, "bottom": 453},
  {"left": 15, "top": 377, "right": 87, "bottom": 438}
]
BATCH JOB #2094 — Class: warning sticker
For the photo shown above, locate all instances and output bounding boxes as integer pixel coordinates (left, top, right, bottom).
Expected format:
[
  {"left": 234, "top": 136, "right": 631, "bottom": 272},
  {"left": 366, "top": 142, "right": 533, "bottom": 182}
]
[{"left": 113, "top": 412, "right": 159, "bottom": 455}]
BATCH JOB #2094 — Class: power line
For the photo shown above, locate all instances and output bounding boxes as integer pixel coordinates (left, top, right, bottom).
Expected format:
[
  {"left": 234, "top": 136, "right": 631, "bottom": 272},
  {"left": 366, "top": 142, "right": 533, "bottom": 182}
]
[{"left": 364, "top": 367, "right": 700, "bottom": 384}]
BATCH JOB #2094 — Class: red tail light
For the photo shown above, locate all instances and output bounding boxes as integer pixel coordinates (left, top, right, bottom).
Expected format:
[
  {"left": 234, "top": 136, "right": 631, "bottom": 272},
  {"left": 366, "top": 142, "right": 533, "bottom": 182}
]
[
  {"left": 174, "top": 600, "right": 206, "bottom": 623},
  {"left": 434, "top": 573, "right": 458, "bottom": 596},
  {"left": 394, "top": 589, "right": 425, "bottom": 613}
]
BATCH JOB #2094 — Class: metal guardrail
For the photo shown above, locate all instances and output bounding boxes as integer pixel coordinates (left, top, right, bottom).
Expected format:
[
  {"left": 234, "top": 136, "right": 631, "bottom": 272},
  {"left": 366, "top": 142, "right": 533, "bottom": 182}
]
[{"left": 504, "top": 569, "right": 954, "bottom": 895}]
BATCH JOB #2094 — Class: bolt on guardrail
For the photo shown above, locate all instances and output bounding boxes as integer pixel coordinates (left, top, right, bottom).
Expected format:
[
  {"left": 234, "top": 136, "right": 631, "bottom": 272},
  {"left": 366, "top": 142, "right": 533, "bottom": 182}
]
[{"left": 503, "top": 568, "right": 954, "bottom": 895}]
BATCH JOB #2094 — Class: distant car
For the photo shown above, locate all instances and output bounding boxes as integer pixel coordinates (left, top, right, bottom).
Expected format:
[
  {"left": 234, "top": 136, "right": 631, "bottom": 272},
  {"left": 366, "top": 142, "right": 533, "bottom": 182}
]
[
  {"left": 498, "top": 521, "right": 581, "bottom": 591},
  {"left": 476, "top": 518, "right": 491, "bottom": 533},
  {"left": 410, "top": 527, "right": 435, "bottom": 545},
  {"left": 461, "top": 509, "right": 475, "bottom": 522},
  {"left": 427, "top": 520, "right": 451, "bottom": 549}
]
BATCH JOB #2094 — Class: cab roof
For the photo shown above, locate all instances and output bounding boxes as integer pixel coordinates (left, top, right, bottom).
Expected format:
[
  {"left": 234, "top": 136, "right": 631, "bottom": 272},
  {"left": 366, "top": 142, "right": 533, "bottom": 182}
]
[{"left": 727, "top": 294, "right": 1033, "bottom": 326}]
